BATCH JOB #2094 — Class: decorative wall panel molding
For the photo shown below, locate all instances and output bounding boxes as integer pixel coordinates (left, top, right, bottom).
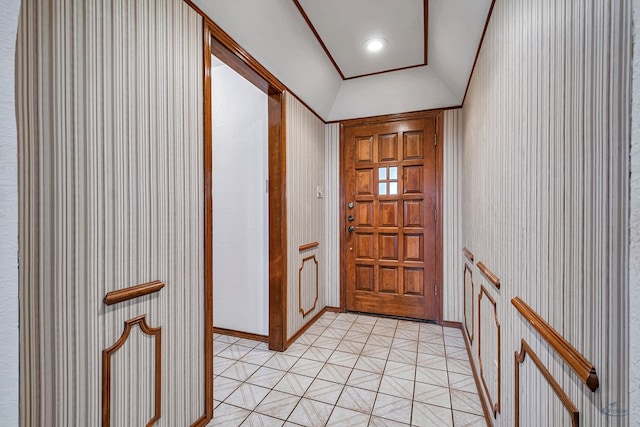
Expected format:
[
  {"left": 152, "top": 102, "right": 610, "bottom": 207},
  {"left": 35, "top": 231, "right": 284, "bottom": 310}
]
[
  {"left": 299, "top": 255, "right": 319, "bottom": 317},
  {"left": 103, "top": 281, "right": 165, "bottom": 306},
  {"left": 102, "top": 315, "right": 161, "bottom": 427},
  {"left": 515, "top": 339, "right": 579, "bottom": 427},
  {"left": 464, "top": 263, "right": 474, "bottom": 344},
  {"left": 512, "top": 297, "right": 599, "bottom": 392},
  {"left": 478, "top": 285, "right": 500, "bottom": 418}
]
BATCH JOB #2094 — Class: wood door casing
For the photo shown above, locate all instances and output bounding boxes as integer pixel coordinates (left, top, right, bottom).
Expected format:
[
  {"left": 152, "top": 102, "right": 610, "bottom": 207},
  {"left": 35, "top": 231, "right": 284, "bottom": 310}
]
[{"left": 344, "top": 117, "right": 440, "bottom": 320}]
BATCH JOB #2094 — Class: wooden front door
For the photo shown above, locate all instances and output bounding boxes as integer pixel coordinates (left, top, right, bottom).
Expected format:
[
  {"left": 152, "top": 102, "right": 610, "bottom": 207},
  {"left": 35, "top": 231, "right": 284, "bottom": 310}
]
[{"left": 344, "top": 117, "right": 440, "bottom": 321}]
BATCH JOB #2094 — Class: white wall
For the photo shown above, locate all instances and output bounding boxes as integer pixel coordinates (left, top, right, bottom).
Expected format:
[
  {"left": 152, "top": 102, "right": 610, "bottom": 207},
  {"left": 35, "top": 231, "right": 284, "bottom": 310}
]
[
  {"left": 0, "top": 0, "right": 20, "bottom": 425},
  {"left": 630, "top": 0, "right": 640, "bottom": 423},
  {"left": 212, "top": 59, "right": 269, "bottom": 336}
]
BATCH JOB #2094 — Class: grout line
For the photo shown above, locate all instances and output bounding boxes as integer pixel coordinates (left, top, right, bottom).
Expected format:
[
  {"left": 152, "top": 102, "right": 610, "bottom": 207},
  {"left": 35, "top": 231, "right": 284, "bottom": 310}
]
[{"left": 212, "top": 312, "right": 484, "bottom": 426}]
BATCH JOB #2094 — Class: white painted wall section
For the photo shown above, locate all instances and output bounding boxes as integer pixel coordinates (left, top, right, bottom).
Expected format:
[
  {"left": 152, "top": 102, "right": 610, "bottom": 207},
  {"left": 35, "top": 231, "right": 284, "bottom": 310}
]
[
  {"left": 0, "top": 0, "right": 20, "bottom": 425},
  {"left": 428, "top": 0, "right": 493, "bottom": 99},
  {"left": 191, "top": 0, "right": 491, "bottom": 121},
  {"left": 195, "top": 0, "right": 342, "bottom": 118},
  {"left": 327, "top": 66, "right": 458, "bottom": 121},
  {"left": 212, "top": 58, "right": 269, "bottom": 336}
]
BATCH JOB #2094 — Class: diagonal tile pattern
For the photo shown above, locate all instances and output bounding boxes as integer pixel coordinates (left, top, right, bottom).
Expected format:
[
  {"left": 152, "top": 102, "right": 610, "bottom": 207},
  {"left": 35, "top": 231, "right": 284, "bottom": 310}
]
[
  {"left": 288, "top": 398, "right": 334, "bottom": 427},
  {"left": 336, "top": 385, "right": 377, "bottom": 413},
  {"left": 208, "top": 312, "right": 487, "bottom": 426},
  {"left": 225, "top": 383, "right": 271, "bottom": 410}
]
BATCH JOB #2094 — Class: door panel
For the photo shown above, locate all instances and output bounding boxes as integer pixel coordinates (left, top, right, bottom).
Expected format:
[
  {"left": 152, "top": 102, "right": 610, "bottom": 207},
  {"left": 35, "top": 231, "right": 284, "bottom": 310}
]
[
  {"left": 379, "top": 134, "right": 399, "bottom": 161},
  {"left": 356, "top": 136, "right": 374, "bottom": 162},
  {"left": 356, "top": 169, "right": 374, "bottom": 195},
  {"left": 404, "top": 131, "right": 424, "bottom": 159},
  {"left": 344, "top": 118, "right": 439, "bottom": 320},
  {"left": 356, "top": 266, "right": 374, "bottom": 291},
  {"left": 356, "top": 233, "right": 374, "bottom": 260}
]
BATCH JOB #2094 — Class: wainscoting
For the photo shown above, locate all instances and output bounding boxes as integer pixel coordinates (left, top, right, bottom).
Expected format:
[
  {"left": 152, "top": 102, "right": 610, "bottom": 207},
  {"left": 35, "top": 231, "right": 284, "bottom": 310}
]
[
  {"left": 478, "top": 285, "right": 500, "bottom": 418},
  {"left": 103, "top": 315, "right": 162, "bottom": 426},
  {"left": 286, "top": 93, "right": 327, "bottom": 341},
  {"left": 515, "top": 339, "right": 579, "bottom": 427},
  {"left": 454, "top": 0, "right": 631, "bottom": 424},
  {"left": 463, "top": 253, "right": 474, "bottom": 345}
]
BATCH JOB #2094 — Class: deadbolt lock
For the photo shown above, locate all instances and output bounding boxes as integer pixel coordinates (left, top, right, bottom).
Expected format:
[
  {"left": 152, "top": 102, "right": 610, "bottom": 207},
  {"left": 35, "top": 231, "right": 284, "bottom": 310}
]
[{"left": 348, "top": 215, "right": 354, "bottom": 221}]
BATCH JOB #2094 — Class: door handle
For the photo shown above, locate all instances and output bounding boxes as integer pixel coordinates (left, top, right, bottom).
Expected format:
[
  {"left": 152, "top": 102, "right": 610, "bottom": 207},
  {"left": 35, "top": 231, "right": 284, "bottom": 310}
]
[{"left": 348, "top": 226, "right": 355, "bottom": 233}]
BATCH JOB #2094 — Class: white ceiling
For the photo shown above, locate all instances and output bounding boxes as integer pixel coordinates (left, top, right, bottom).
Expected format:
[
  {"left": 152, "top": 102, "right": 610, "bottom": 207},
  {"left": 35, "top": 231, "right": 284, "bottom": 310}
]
[
  {"left": 193, "top": 0, "right": 492, "bottom": 121},
  {"left": 297, "top": 0, "right": 426, "bottom": 79}
]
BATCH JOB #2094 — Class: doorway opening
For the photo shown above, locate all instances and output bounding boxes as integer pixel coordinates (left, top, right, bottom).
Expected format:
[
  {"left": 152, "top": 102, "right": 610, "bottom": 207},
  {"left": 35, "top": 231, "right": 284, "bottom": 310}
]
[
  {"left": 210, "top": 55, "right": 269, "bottom": 339},
  {"left": 201, "top": 20, "right": 288, "bottom": 423}
]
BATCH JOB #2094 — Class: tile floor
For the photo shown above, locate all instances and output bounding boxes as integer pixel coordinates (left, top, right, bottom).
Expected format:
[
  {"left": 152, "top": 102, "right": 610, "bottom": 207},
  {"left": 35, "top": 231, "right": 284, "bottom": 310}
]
[{"left": 208, "top": 311, "right": 486, "bottom": 427}]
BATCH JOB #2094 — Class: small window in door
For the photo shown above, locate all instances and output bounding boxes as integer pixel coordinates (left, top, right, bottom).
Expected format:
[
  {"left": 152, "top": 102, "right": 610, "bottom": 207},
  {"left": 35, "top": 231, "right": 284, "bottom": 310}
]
[{"left": 378, "top": 166, "right": 398, "bottom": 195}]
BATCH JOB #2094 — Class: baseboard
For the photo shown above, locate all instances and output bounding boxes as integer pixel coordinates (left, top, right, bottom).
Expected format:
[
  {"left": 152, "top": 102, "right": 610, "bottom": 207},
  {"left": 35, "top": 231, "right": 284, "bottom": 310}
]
[
  {"left": 325, "top": 306, "right": 342, "bottom": 313},
  {"left": 213, "top": 327, "right": 268, "bottom": 343},
  {"left": 461, "top": 322, "right": 493, "bottom": 425},
  {"left": 442, "top": 320, "right": 463, "bottom": 329},
  {"left": 286, "top": 307, "right": 330, "bottom": 347}
]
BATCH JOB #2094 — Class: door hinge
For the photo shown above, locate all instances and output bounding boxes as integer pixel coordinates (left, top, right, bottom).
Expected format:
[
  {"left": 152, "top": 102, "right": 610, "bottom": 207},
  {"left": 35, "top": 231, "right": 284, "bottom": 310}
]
[
  {"left": 434, "top": 133, "right": 437, "bottom": 146},
  {"left": 434, "top": 283, "right": 438, "bottom": 297},
  {"left": 434, "top": 208, "right": 437, "bottom": 222}
]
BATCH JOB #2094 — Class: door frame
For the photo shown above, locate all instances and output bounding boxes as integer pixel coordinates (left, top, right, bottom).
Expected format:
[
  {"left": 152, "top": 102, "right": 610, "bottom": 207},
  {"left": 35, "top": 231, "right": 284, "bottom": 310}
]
[
  {"left": 198, "top": 18, "right": 289, "bottom": 425},
  {"left": 339, "top": 110, "right": 444, "bottom": 324}
]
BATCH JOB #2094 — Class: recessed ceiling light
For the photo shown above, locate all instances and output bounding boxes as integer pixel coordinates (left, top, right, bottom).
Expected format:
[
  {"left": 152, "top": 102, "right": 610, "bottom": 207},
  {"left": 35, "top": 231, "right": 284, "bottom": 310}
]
[{"left": 364, "top": 38, "right": 387, "bottom": 52}]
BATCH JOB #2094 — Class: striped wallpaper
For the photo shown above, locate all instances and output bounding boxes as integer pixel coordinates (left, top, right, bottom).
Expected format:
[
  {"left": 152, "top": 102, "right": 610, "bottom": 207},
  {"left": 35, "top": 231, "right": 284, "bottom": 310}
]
[
  {"left": 285, "top": 93, "right": 327, "bottom": 340},
  {"left": 16, "top": 0, "right": 205, "bottom": 424},
  {"left": 630, "top": 1, "right": 640, "bottom": 423},
  {"left": 628, "top": 0, "right": 640, "bottom": 425},
  {"left": 324, "top": 123, "right": 341, "bottom": 308},
  {"left": 12, "top": 0, "right": 636, "bottom": 424},
  {"left": 442, "top": 109, "right": 464, "bottom": 323},
  {"left": 457, "top": 0, "right": 631, "bottom": 425}
]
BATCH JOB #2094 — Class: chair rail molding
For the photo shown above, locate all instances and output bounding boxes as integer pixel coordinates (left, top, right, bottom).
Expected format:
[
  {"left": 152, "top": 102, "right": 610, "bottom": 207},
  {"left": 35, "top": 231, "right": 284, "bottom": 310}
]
[
  {"left": 511, "top": 297, "right": 599, "bottom": 392},
  {"left": 477, "top": 261, "right": 500, "bottom": 289},
  {"left": 463, "top": 247, "right": 474, "bottom": 262},
  {"left": 103, "top": 281, "right": 165, "bottom": 306}
]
